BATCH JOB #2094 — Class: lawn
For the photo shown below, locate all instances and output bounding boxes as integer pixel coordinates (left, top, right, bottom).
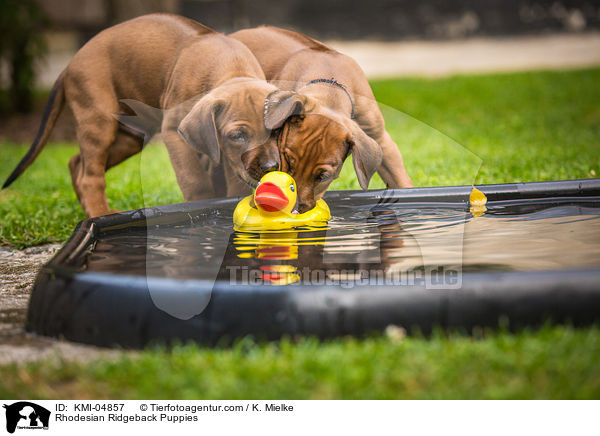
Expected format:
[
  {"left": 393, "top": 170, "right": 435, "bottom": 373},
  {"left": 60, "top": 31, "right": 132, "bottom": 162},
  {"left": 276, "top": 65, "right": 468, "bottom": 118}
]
[
  {"left": 0, "top": 68, "right": 599, "bottom": 398},
  {"left": 1, "top": 327, "right": 599, "bottom": 399}
]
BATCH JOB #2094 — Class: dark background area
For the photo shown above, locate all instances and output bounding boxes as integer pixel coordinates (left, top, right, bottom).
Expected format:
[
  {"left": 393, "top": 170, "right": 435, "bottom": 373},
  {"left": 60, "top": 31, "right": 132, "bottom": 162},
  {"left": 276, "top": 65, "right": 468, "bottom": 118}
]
[{"left": 39, "top": 0, "right": 600, "bottom": 41}]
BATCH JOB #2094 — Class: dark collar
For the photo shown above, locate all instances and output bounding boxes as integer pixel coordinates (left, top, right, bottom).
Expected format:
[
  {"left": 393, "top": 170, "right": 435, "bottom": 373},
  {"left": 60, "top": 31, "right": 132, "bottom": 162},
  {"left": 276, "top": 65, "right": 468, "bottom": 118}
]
[{"left": 304, "top": 78, "right": 355, "bottom": 119}]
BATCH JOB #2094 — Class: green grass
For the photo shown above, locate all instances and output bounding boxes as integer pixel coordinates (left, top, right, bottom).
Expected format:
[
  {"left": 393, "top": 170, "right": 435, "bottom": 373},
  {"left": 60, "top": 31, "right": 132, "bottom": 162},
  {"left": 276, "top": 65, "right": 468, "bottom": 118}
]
[
  {"left": 0, "top": 143, "right": 183, "bottom": 247},
  {"left": 334, "top": 68, "right": 600, "bottom": 189},
  {"left": 1, "top": 68, "right": 599, "bottom": 399},
  {"left": 1, "top": 326, "right": 599, "bottom": 399}
]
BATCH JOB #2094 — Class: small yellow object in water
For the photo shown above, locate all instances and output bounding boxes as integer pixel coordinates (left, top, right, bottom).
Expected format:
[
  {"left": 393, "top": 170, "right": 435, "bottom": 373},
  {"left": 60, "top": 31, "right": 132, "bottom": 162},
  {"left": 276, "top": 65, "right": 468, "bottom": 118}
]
[
  {"left": 469, "top": 186, "right": 487, "bottom": 206},
  {"left": 469, "top": 186, "right": 487, "bottom": 216}
]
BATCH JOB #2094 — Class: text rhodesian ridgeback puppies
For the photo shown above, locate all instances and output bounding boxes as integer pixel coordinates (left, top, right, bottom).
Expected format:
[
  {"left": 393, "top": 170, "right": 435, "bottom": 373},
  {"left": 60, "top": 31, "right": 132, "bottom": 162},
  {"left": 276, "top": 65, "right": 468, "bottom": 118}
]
[
  {"left": 231, "top": 26, "right": 413, "bottom": 212},
  {"left": 2, "top": 14, "right": 287, "bottom": 217}
]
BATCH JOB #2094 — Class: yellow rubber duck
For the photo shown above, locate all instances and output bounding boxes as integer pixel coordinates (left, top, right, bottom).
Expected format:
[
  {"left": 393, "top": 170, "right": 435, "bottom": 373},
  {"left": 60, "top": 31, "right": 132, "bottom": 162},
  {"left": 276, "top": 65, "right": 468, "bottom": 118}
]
[{"left": 233, "top": 171, "right": 331, "bottom": 231}]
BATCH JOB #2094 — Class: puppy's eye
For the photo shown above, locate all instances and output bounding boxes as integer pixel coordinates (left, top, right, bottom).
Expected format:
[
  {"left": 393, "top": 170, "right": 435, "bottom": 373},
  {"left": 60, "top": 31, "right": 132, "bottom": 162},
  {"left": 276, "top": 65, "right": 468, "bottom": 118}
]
[
  {"left": 315, "top": 172, "right": 331, "bottom": 183},
  {"left": 284, "top": 151, "right": 295, "bottom": 167},
  {"left": 288, "top": 115, "right": 305, "bottom": 125},
  {"left": 289, "top": 184, "right": 295, "bottom": 192},
  {"left": 227, "top": 130, "right": 249, "bottom": 143}
]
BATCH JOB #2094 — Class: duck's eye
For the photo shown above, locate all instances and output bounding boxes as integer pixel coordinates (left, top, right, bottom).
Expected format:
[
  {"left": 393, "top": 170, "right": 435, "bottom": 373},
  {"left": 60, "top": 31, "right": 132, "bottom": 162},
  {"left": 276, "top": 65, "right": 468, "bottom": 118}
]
[{"left": 289, "top": 184, "right": 295, "bottom": 192}]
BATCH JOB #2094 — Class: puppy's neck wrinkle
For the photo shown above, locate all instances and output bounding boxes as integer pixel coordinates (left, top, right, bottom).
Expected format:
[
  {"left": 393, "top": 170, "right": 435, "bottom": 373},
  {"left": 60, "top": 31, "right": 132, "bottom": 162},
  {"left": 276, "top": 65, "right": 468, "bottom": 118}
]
[{"left": 302, "top": 78, "right": 355, "bottom": 119}]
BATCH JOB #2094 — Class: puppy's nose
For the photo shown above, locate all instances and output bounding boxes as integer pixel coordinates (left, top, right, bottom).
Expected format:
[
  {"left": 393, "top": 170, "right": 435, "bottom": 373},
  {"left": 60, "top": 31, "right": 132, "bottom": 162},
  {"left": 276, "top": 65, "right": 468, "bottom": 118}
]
[{"left": 260, "top": 159, "right": 279, "bottom": 173}]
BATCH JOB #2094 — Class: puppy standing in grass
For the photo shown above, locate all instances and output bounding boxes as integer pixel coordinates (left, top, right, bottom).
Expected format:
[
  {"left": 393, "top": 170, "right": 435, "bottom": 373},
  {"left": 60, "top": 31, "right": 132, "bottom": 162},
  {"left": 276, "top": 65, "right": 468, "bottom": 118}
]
[
  {"left": 231, "top": 27, "right": 413, "bottom": 212},
  {"left": 2, "top": 14, "right": 284, "bottom": 217}
]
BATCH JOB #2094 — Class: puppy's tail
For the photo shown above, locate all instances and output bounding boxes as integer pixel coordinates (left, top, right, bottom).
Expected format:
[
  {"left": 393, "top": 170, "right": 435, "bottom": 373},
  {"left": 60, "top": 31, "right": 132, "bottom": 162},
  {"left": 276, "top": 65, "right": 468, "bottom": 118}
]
[{"left": 2, "top": 71, "right": 66, "bottom": 189}]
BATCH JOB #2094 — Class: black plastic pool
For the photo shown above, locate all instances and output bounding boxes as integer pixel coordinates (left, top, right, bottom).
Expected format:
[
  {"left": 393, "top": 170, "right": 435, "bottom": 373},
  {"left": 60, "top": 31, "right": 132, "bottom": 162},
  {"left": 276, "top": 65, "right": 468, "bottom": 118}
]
[{"left": 26, "top": 179, "right": 600, "bottom": 348}]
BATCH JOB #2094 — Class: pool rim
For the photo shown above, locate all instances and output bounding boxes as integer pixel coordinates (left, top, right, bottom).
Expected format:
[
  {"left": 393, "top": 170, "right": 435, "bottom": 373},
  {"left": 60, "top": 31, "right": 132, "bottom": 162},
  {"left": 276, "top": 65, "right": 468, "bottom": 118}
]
[{"left": 25, "top": 178, "right": 600, "bottom": 348}]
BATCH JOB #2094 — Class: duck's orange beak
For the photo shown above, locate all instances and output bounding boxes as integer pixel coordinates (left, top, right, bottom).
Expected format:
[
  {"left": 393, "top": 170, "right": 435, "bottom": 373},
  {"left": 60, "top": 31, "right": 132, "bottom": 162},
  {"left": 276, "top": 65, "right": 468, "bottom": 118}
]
[{"left": 254, "top": 182, "right": 289, "bottom": 212}]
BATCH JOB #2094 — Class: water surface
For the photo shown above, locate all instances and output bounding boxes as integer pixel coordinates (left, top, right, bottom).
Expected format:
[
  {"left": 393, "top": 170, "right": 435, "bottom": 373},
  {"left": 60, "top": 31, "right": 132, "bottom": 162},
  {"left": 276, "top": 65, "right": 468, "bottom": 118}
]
[{"left": 80, "top": 197, "right": 600, "bottom": 286}]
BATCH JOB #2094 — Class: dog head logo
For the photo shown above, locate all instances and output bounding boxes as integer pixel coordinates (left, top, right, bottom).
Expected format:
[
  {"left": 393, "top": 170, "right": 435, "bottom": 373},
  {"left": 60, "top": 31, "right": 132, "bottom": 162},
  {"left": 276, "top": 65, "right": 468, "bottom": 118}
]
[{"left": 3, "top": 402, "right": 50, "bottom": 434}]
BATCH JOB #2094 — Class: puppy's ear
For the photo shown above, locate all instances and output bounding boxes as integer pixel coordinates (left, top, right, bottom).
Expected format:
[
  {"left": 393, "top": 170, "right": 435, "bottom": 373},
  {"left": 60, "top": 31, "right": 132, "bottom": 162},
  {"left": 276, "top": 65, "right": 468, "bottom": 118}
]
[
  {"left": 116, "top": 99, "right": 163, "bottom": 145},
  {"left": 178, "top": 97, "right": 224, "bottom": 164},
  {"left": 264, "top": 91, "right": 306, "bottom": 130},
  {"left": 348, "top": 124, "right": 383, "bottom": 190}
]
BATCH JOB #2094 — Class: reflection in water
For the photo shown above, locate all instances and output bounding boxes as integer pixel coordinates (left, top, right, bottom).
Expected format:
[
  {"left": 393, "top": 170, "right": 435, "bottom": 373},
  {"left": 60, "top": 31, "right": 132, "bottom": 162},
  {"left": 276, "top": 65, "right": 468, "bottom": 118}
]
[
  {"left": 233, "top": 232, "right": 304, "bottom": 284},
  {"left": 80, "top": 199, "right": 600, "bottom": 287}
]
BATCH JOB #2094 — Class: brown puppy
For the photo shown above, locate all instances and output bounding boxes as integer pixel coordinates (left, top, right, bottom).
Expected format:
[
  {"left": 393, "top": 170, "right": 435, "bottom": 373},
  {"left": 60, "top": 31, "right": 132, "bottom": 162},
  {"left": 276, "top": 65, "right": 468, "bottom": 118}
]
[
  {"left": 231, "top": 26, "right": 413, "bottom": 212},
  {"left": 2, "top": 14, "right": 282, "bottom": 217}
]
